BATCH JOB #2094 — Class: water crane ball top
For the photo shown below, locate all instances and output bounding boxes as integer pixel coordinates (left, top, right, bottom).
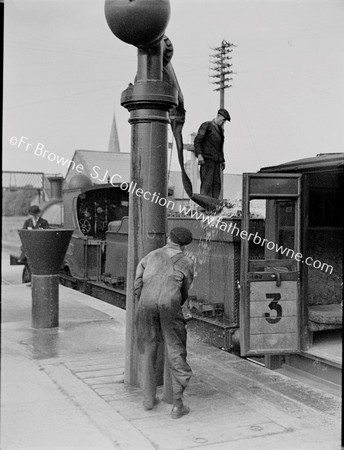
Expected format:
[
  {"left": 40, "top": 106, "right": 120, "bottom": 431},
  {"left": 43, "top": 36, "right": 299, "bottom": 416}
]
[{"left": 104, "top": 0, "right": 171, "bottom": 48}]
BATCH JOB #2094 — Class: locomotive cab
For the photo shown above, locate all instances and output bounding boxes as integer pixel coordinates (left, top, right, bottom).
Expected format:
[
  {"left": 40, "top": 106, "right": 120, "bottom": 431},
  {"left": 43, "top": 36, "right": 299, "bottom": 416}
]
[{"left": 61, "top": 180, "right": 129, "bottom": 293}]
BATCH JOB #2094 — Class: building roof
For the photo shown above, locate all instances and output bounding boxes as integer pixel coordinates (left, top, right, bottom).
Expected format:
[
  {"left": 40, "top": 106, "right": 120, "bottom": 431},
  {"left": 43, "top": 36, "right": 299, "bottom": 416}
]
[
  {"left": 260, "top": 153, "right": 344, "bottom": 173},
  {"left": 64, "top": 150, "right": 131, "bottom": 187},
  {"left": 63, "top": 149, "right": 243, "bottom": 202}
]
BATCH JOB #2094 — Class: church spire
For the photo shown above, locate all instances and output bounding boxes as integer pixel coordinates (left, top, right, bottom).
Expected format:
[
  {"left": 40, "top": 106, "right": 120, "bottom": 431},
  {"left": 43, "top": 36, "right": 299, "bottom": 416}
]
[{"left": 108, "top": 110, "right": 121, "bottom": 152}]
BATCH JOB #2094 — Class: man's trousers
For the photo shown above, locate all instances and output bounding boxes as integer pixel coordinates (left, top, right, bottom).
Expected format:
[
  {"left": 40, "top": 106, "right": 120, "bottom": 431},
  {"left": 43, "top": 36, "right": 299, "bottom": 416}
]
[
  {"left": 136, "top": 300, "right": 192, "bottom": 409},
  {"left": 200, "top": 158, "right": 221, "bottom": 199}
]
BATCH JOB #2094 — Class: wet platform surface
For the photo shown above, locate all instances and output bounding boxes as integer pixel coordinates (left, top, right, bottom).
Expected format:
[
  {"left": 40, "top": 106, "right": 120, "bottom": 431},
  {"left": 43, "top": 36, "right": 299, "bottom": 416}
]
[{"left": 1, "top": 283, "right": 342, "bottom": 450}]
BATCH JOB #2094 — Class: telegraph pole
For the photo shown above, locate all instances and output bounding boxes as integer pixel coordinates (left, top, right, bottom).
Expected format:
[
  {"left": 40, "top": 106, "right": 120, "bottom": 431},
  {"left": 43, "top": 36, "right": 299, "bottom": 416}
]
[{"left": 209, "top": 40, "right": 235, "bottom": 108}]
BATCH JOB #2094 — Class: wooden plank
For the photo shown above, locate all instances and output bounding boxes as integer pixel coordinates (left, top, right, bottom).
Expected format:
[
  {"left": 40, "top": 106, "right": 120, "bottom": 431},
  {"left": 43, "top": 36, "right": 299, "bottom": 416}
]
[
  {"left": 250, "top": 332, "right": 298, "bottom": 352},
  {"left": 250, "top": 300, "right": 296, "bottom": 318},
  {"left": 250, "top": 281, "right": 297, "bottom": 302},
  {"left": 250, "top": 316, "right": 297, "bottom": 334}
]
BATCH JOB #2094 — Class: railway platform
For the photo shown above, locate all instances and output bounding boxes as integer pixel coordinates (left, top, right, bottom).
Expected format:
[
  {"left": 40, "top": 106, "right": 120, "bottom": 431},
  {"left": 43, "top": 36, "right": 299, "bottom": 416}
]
[{"left": 1, "top": 280, "right": 342, "bottom": 450}]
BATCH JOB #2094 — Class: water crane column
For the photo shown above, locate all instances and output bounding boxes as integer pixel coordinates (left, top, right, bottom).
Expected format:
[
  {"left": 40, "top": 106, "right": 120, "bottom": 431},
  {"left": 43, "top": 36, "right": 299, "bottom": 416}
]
[{"left": 104, "top": 0, "right": 178, "bottom": 387}]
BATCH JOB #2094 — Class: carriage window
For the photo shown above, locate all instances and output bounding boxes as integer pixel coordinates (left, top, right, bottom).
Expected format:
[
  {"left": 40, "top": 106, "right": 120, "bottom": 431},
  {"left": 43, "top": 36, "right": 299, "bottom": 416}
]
[
  {"left": 247, "top": 200, "right": 266, "bottom": 261},
  {"left": 308, "top": 172, "right": 343, "bottom": 227},
  {"left": 276, "top": 201, "right": 295, "bottom": 258},
  {"left": 247, "top": 199, "right": 297, "bottom": 263},
  {"left": 309, "top": 188, "right": 343, "bottom": 227}
]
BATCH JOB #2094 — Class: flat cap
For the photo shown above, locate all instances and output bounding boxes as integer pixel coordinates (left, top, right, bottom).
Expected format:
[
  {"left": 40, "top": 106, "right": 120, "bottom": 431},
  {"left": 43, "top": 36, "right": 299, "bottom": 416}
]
[
  {"left": 217, "top": 108, "right": 231, "bottom": 121},
  {"left": 170, "top": 227, "right": 193, "bottom": 246}
]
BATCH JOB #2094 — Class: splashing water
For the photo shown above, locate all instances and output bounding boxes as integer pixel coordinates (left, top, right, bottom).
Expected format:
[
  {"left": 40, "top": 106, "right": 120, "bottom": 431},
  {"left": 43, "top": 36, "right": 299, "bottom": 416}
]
[
  {"left": 185, "top": 200, "right": 238, "bottom": 276},
  {"left": 185, "top": 198, "right": 265, "bottom": 277}
]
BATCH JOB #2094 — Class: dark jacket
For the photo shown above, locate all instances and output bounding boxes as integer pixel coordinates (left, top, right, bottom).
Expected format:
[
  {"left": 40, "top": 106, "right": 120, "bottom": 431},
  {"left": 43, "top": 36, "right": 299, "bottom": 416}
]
[
  {"left": 194, "top": 120, "right": 225, "bottom": 163},
  {"left": 22, "top": 217, "right": 49, "bottom": 229}
]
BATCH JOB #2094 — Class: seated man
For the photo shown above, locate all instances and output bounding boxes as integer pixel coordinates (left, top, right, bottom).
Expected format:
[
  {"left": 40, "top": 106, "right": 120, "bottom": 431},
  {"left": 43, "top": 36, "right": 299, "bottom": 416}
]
[
  {"left": 108, "top": 200, "right": 129, "bottom": 232},
  {"left": 113, "top": 200, "right": 129, "bottom": 221}
]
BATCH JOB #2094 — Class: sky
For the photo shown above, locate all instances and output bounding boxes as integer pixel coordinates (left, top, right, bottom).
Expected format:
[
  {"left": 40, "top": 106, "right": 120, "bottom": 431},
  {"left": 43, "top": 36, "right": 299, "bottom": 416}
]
[{"left": 3, "top": 0, "right": 344, "bottom": 178}]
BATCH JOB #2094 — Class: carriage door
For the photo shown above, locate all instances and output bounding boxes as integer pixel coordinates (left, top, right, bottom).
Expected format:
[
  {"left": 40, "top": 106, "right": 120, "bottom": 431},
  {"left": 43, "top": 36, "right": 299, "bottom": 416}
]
[{"left": 240, "top": 173, "right": 302, "bottom": 356}]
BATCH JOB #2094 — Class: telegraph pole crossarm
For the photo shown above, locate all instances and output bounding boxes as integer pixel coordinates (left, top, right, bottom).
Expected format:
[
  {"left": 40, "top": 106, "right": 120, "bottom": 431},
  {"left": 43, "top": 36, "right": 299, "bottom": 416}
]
[{"left": 209, "top": 40, "right": 236, "bottom": 109}]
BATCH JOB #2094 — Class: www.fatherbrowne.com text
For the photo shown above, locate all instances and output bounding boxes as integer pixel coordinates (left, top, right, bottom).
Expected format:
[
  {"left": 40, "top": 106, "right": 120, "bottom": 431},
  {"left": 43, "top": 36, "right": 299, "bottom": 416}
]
[{"left": 178, "top": 205, "right": 333, "bottom": 275}]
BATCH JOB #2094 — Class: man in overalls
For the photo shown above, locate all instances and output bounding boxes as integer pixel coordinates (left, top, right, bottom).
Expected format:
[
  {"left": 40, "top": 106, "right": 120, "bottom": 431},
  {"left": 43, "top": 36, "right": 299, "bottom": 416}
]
[{"left": 134, "top": 227, "right": 194, "bottom": 419}]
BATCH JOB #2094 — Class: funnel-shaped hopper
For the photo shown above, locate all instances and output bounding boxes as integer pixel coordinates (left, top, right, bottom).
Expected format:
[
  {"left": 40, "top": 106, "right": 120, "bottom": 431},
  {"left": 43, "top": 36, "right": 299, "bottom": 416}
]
[{"left": 18, "top": 229, "right": 74, "bottom": 275}]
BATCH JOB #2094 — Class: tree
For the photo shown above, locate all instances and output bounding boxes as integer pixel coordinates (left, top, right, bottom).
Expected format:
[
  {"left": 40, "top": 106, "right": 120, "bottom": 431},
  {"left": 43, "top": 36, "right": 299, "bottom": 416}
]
[{"left": 2, "top": 185, "right": 37, "bottom": 216}]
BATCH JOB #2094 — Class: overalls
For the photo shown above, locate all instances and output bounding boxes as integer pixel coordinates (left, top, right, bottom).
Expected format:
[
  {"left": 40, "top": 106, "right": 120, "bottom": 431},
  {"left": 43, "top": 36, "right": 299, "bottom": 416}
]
[{"left": 135, "top": 248, "right": 193, "bottom": 409}]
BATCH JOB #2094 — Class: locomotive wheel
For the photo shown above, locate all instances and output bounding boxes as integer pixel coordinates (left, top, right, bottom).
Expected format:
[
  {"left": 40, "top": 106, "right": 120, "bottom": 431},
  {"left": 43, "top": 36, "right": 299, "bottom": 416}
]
[{"left": 79, "top": 218, "right": 91, "bottom": 234}]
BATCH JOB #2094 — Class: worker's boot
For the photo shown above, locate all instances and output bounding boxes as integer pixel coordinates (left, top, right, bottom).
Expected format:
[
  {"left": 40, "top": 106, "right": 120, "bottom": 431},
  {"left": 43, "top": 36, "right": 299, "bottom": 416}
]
[{"left": 171, "top": 399, "right": 190, "bottom": 419}]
